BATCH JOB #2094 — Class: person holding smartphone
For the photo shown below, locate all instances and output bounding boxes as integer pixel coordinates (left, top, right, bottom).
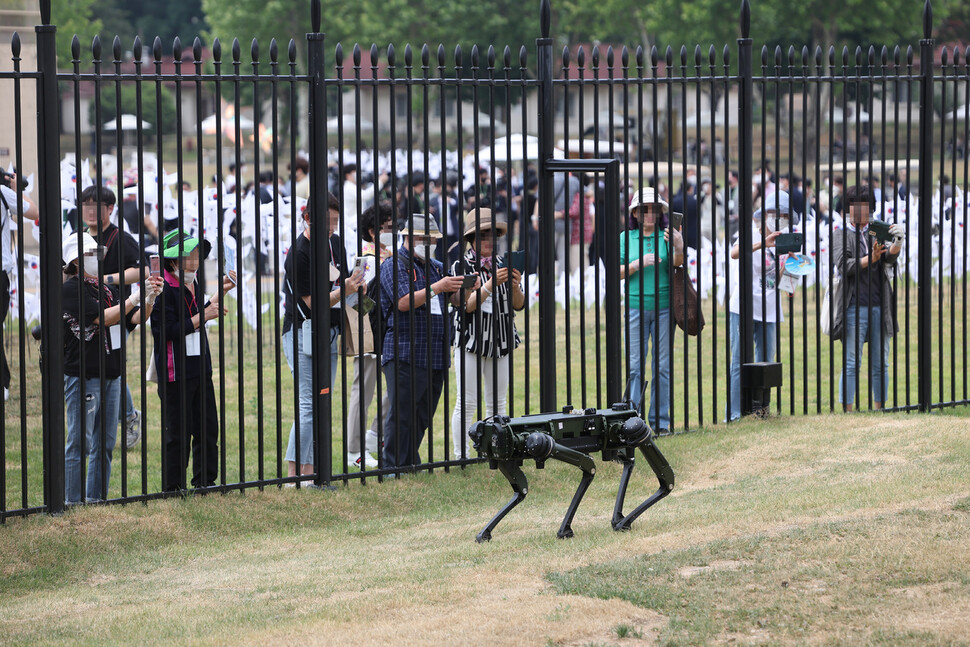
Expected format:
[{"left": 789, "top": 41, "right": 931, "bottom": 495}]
[
  {"left": 379, "top": 212, "right": 467, "bottom": 472},
  {"left": 831, "top": 184, "right": 903, "bottom": 411},
  {"left": 449, "top": 208, "right": 524, "bottom": 459},
  {"left": 619, "top": 187, "right": 684, "bottom": 433},
  {"left": 282, "top": 192, "right": 366, "bottom": 483},
  {"left": 151, "top": 229, "right": 234, "bottom": 492},
  {"left": 725, "top": 190, "right": 795, "bottom": 422},
  {"left": 63, "top": 232, "right": 163, "bottom": 503}
]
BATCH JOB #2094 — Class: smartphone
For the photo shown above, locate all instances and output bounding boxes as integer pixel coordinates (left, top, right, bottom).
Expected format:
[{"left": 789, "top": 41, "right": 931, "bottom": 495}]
[
  {"left": 353, "top": 256, "right": 366, "bottom": 273},
  {"left": 505, "top": 250, "right": 526, "bottom": 273},
  {"left": 352, "top": 294, "right": 377, "bottom": 315},
  {"left": 774, "top": 232, "right": 804, "bottom": 255},
  {"left": 461, "top": 274, "right": 478, "bottom": 289},
  {"left": 668, "top": 211, "right": 684, "bottom": 231},
  {"left": 868, "top": 219, "right": 893, "bottom": 245},
  {"left": 149, "top": 254, "right": 161, "bottom": 277}
]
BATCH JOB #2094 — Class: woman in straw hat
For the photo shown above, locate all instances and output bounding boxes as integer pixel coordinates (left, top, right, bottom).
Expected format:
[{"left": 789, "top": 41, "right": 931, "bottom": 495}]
[{"left": 449, "top": 208, "right": 525, "bottom": 459}]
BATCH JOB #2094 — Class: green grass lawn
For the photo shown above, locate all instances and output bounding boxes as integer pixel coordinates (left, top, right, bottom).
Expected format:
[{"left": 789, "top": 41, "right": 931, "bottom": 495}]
[{"left": 2, "top": 277, "right": 968, "bottom": 515}]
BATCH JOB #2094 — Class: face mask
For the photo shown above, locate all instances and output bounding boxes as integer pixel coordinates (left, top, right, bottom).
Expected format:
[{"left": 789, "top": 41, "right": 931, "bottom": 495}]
[
  {"left": 82, "top": 255, "right": 100, "bottom": 277},
  {"left": 181, "top": 270, "right": 197, "bottom": 284},
  {"left": 411, "top": 244, "right": 433, "bottom": 260},
  {"left": 379, "top": 232, "right": 395, "bottom": 248}
]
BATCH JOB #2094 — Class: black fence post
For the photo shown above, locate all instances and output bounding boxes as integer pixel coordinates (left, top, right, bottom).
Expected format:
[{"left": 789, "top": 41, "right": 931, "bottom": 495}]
[
  {"left": 917, "top": 0, "right": 934, "bottom": 412},
  {"left": 536, "top": 0, "right": 557, "bottom": 413},
  {"left": 603, "top": 160, "right": 622, "bottom": 404},
  {"left": 35, "top": 0, "right": 65, "bottom": 514},
  {"left": 737, "top": 0, "right": 755, "bottom": 415},
  {"left": 307, "top": 0, "right": 333, "bottom": 485}
]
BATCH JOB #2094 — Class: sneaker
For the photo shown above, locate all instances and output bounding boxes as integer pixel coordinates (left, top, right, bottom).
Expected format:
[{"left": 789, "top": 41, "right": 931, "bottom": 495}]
[
  {"left": 348, "top": 452, "right": 378, "bottom": 469},
  {"left": 125, "top": 410, "right": 141, "bottom": 449},
  {"left": 364, "top": 429, "right": 379, "bottom": 453}
]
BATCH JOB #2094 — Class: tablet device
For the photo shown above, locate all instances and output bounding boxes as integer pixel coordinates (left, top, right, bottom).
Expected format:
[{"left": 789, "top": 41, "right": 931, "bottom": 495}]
[{"left": 774, "top": 232, "right": 804, "bottom": 255}]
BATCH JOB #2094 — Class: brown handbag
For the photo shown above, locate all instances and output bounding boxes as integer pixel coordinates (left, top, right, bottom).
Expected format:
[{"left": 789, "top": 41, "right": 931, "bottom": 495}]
[{"left": 671, "top": 264, "right": 704, "bottom": 336}]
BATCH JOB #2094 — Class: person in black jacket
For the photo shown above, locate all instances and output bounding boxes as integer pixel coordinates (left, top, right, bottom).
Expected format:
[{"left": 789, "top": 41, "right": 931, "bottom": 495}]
[
  {"left": 151, "top": 230, "right": 234, "bottom": 492},
  {"left": 62, "top": 232, "right": 162, "bottom": 503}
]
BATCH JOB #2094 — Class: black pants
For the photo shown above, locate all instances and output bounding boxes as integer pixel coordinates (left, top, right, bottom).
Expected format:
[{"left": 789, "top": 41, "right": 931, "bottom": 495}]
[
  {"left": 159, "top": 375, "right": 219, "bottom": 491},
  {"left": 0, "top": 272, "right": 9, "bottom": 389},
  {"left": 382, "top": 360, "right": 445, "bottom": 470}
]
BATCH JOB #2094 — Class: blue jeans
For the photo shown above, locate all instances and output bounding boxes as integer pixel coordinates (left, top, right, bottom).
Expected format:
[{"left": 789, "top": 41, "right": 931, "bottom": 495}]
[
  {"left": 627, "top": 307, "right": 671, "bottom": 430},
  {"left": 283, "top": 326, "right": 339, "bottom": 465},
  {"left": 840, "top": 305, "right": 890, "bottom": 406},
  {"left": 727, "top": 312, "right": 777, "bottom": 422},
  {"left": 64, "top": 375, "right": 121, "bottom": 503}
]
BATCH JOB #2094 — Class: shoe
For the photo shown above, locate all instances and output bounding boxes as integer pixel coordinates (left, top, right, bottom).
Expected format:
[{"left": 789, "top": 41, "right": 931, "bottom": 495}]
[
  {"left": 657, "top": 428, "right": 672, "bottom": 437},
  {"left": 125, "top": 410, "right": 141, "bottom": 449},
  {"left": 364, "top": 429, "right": 379, "bottom": 453},
  {"left": 349, "top": 452, "right": 379, "bottom": 469}
]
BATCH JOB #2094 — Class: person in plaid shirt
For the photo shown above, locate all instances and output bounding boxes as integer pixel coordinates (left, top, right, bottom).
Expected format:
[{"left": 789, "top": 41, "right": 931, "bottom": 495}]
[{"left": 379, "top": 213, "right": 468, "bottom": 471}]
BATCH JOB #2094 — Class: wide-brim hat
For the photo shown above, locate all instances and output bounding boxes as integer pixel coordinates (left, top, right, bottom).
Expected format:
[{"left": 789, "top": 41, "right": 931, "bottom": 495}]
[
  {"left": 462, "top": 208, "right": 508, "bottom": 241},
  {"left": 404, "top": 213, "right": 442, "bottom": 239},
  {"left": 161, "top": 229, "right": 211, "bottom": 259},
  {"left": 629, "top": 187, "right": 668, "bottom": 214},
  {"left": 62, "top": 232, "right": 98, "bottom": 266}
]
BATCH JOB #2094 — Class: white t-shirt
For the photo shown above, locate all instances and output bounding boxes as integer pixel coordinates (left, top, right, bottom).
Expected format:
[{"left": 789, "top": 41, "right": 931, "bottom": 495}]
[{"left": 728, "top": 226, "right": 784, "bottom": 323}]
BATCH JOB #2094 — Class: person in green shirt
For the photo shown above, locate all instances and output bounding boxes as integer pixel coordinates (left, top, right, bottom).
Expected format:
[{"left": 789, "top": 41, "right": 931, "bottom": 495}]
[{"left": 619, "top": 187, "right": 684, "bottom": 431}]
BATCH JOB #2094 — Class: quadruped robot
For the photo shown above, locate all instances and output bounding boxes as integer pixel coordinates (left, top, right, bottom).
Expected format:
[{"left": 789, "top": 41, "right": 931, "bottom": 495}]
[{"left": 468, "top": 402, "right": 675, "bottom": 542}]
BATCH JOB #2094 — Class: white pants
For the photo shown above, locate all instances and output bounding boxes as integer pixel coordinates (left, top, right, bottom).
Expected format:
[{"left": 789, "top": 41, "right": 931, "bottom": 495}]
[{"left": 450, "top": 347, "right": 510, "bottom": 459}]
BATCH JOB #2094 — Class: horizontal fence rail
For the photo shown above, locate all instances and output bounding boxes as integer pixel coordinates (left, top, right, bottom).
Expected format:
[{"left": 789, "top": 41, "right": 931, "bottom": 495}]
[{"left": 1, "top": 0, "right": 968, "bottom": 520}]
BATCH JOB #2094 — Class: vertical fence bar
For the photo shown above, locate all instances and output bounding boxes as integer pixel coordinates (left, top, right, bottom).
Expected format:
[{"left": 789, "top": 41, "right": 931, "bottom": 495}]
[
  {"left": 536, "top": 0, "right": 556, "bottom": 413},
  {"left": 36, "top": 0, "right": 65, "bottom": 514},
  {"left": 916, "top": 0, "right": 934, "bottom": 412},
  {"left": 736, "top": 0, "right": 754, "bottom": 414},
  {"left": 307, "top": 0, "right": 333, "bottom": 486}
]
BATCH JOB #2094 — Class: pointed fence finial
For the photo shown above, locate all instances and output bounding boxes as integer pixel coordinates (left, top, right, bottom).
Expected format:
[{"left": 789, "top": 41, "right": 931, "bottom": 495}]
[
  {"left": 922, "top": 0, "right": 932, "bottom": 39},
  {"left": 540, "top": 0, "right": 551, "bottom": 39},
  {"left": 740, "top": 0, "right": 750, "bottom": 39}
]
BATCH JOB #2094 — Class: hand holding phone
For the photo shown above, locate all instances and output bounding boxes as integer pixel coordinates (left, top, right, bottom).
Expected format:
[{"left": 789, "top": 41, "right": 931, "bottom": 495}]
[
  {"left": 461, "top": 273, "right": 478, "bottom": 290},
  {"left": 505, "top": 250, "right": 526, "bottom": 273},
  {"left": 149, "top": 254, "right": 161, "bottom": 277},
  {"left": 668, "top": 211, "right": 684, "bottom": 231}
]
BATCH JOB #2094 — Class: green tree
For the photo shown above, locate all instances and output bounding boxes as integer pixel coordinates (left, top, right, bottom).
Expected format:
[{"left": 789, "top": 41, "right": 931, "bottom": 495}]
[{"left": 51, "top": 0, "right": 102, "bottom": 70}]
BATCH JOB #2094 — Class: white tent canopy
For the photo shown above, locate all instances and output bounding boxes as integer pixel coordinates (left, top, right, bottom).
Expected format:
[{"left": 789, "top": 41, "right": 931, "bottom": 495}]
[
  {"left": 477, "top": 133, "right": 541, "bottom": 162},
  {"left": 103, "top": 114, "right": 152, "bottom": 131},
  {"left": 200, "top": 112, "right": 255, "bottom": 134},
  {"left": 942, "top": 105, "right": 968, "bottom": 121}
]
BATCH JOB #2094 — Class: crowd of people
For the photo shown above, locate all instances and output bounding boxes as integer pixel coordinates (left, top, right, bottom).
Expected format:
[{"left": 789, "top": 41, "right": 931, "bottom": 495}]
[{"left": 1, "top": 143, "right": 953, "bottom": 500}]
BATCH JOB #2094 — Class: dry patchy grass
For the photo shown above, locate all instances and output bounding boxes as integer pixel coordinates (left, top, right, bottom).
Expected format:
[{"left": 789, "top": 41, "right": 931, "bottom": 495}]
[{"left": 1, "top": 411, "right": 969, "bottom": 646}]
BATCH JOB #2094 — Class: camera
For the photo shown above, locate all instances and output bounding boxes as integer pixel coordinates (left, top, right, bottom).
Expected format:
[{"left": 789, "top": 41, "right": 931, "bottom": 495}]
[{"left": 1, "top": 170, "right": 28, "bottom": 192}]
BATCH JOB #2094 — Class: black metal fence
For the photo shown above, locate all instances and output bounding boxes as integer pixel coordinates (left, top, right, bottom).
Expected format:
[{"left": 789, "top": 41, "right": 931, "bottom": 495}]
[{"left": 1, "top": 0, "right": 967, "bottom": 519}]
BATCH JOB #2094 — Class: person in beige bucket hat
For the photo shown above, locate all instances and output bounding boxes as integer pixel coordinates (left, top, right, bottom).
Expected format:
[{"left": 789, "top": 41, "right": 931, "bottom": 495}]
[{"left": 449, "top": 208, "right": 524, "bottom": 459}]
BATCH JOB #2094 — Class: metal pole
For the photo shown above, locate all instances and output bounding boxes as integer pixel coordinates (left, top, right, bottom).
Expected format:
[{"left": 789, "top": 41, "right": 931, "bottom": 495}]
[
  {"left": 917, "top": 0, "right": 934, "bottom": 412},
  {"left": 307, "top": 0, "right": 333, "bottom": 485},
  {"left": 36, "top": 0, "right": 65, "bottom": 514},
  {"left": 536, "top": 0, "right": 557, "bottom": 413},
  {"left": 603, "top": 161, "right": 622, "bottom": 404},
  {"left": 737, "top": 0, "right": 755, "bottom": 415}
]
